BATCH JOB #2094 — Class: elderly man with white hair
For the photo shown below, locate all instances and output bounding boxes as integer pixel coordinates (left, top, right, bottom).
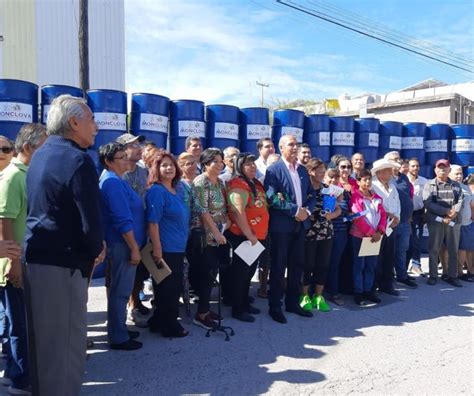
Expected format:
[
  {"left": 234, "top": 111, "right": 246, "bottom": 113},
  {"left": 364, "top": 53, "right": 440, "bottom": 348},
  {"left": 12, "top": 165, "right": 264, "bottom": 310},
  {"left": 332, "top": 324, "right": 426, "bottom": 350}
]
[
  {"left": 23, "top": 95, "right": 105, "bottom": 395},
  {"left": 371, "top": 158, "right": 401, "bottom": 296}
]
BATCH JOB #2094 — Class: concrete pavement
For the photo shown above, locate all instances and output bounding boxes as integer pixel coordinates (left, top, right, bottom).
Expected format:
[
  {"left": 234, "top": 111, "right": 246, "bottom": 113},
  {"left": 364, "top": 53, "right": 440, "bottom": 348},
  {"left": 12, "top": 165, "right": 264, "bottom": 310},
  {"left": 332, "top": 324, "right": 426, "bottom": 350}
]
[{"left": 83, "top": 258, "right": 473, "bottom": 395}]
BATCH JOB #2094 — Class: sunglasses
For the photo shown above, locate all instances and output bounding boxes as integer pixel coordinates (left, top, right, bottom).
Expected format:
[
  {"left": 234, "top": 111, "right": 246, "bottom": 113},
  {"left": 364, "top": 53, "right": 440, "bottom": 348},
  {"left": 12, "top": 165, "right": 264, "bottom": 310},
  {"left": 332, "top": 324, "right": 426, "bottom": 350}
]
[
  {"left": 0, "top": 146, "right": 13, "bottom": 154},
  {"left": 339, "top": 165, "right": 352, "bottom": 169}
]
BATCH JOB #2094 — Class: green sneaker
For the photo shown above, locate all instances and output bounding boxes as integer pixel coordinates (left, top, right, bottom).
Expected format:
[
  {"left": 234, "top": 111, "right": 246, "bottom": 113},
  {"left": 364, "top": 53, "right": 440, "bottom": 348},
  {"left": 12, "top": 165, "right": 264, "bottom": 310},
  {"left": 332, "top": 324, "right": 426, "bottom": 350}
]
[
  {"left": 312, "top": 295, "right": 330, "bottom": 312},
  {"left": 299, "top": 294, "right": 313, "bottom": 311}
]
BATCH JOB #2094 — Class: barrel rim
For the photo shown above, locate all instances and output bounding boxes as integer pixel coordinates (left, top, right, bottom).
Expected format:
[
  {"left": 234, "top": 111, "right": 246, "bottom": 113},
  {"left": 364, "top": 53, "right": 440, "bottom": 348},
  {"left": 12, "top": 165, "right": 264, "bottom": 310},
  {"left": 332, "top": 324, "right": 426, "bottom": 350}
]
[
  {"left": 239, "top": 106, "right": 269, "bottom": 111},
  {"left": 171, "top": 99, "right": 205, "bottom": 105},
  {"left": 87, "top": 88, "right": 127, "bottom": 95},
  {"left": 131, "top": 92, "right": 170, "bottom": 101},
  {"left": 41, "top": 84, "right": 84, "bottom": 91},
  {"left": 206, "top": 104, "right": 240, "bottom": 110},
  {"left": 0, "top": 78, "right": 38, "bottom": 88}
]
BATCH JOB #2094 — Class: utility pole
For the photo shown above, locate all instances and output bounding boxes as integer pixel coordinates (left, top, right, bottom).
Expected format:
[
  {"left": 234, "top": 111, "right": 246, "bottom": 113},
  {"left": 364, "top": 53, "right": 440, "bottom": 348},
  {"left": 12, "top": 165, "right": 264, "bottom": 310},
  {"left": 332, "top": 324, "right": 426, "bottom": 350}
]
[
  {"left": 79, "top": 0, "right": 89, "bottom": 93},
  {"left": 256, "top": 81, "right": 269, "bottom": 107}
]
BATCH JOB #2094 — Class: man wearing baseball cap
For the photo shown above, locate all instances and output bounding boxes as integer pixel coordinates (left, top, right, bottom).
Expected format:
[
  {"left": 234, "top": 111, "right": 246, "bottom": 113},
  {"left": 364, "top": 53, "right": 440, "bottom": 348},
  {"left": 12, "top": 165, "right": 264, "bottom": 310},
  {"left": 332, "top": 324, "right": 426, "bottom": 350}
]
[{"left": 422, "top": 159, "right": 463, "bottom": 287}]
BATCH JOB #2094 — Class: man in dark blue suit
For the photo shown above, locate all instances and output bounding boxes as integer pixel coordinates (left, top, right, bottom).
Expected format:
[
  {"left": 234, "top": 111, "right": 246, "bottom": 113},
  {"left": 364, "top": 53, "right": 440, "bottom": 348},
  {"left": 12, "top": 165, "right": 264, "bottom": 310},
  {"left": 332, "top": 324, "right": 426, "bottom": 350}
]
[{"left": 264, "top": 135, "right": 316, "bottom": 323}]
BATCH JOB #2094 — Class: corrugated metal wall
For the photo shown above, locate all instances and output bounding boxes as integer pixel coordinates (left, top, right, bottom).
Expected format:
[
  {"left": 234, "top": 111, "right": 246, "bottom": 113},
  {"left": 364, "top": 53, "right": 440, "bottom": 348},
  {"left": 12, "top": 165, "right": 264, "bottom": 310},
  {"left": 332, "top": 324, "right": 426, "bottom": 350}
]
[{"left": 0, "top": 0, "right": 125, "bottom": 91}]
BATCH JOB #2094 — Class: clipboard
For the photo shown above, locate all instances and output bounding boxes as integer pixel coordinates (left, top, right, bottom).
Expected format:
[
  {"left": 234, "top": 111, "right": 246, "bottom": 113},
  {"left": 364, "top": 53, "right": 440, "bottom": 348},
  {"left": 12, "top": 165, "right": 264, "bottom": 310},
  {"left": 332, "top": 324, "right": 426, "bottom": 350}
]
[
  {"left": 358, "top": 237, "right": 382, "bottom": 257},
  {"left": 140, "top": 243, "right": 172, "bottom": 285}
]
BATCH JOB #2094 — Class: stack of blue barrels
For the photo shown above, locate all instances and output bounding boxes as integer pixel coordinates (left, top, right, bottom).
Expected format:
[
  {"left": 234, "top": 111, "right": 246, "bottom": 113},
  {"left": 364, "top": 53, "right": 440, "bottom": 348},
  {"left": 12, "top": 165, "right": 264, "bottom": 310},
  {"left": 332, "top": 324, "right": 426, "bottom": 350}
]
[
  {"left": 379, "top": 121, "right": 403, "bottom": 158},
  {"left": 304, "top": 114, "right": 331, "bottom": 162},
  {"left": 272, "top": 109, "right": 305, "bottom": 153},
  {"left": 330, "top": 116, "right": 355, "bottom": 158},
  {"left": 130, "top": 93, "right": 169, "bottom": 149},
  {"left": 355, "top": 118, "right": 380, "bottom": 164},
  {"left": 41, "top": 85, "right": 84, "bottom": 125},
  {"left": 206, "top": 104, "right": 240, "bottom": 151},
  {"left": 0, "top": 79, "right": 38, "bottom": 140},
  {"left": 169, "top": 100, "right": 206, "bottom": 155},
  {"left": 239, "top": 107, "right": 270, "bottom": 155}
]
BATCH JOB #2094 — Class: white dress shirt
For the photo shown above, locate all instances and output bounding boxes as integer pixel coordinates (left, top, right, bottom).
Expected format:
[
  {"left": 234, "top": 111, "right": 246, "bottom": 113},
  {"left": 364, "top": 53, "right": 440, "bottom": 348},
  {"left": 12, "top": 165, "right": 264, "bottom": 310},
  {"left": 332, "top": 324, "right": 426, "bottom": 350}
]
[
  {"left": 372, "top": 178, "right": 401, "bottom": 219},
  {"left": 282, "top": 157, "right": 303, "bottom": 207},
  {"left": 409, "top": 174, "right": 428, "bottom": 211}
]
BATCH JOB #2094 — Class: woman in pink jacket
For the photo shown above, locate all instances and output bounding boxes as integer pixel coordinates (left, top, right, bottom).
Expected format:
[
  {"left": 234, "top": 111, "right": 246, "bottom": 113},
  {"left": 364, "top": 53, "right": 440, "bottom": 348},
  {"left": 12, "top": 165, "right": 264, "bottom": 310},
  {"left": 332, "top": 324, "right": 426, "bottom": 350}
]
[{"left": 349, "top": 169, "right": 387, "bottom": 306}]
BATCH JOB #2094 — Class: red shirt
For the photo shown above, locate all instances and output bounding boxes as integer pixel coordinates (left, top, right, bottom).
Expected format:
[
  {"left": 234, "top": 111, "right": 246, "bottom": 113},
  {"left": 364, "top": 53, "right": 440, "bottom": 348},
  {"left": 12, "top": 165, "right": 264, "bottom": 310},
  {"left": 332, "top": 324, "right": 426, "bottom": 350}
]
[{"left": 227, "top": 177, "right": 269, "bottom": 240}]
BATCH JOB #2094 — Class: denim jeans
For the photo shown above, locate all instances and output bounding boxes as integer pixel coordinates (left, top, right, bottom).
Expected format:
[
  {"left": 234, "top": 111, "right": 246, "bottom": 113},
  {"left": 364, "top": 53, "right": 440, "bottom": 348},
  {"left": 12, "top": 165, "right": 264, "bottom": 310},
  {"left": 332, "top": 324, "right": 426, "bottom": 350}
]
[
  {"left": 351, "top": 236, "right": 378, "bottom": 293},
  {"left": 407, "top": 209, "right": 424, "bottom": 268},
  {"left": 326, "top": 230, "right": 348, "bottom": 296},
  {"left": 394, "top": 222, "right": 411, "bottom": 281},
  {"left": 106, "top": 242, "right": 138, "bottom": 344},
  {"left": 0, "top": 283, "right": 30, "bottom": 389}
]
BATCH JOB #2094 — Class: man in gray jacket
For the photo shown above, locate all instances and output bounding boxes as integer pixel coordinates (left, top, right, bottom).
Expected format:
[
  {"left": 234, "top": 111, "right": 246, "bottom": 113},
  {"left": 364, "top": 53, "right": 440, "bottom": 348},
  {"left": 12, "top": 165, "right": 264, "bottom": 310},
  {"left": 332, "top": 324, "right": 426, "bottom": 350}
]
[{"left": 423, "top": 159, "right": 463, "bottom": 287}]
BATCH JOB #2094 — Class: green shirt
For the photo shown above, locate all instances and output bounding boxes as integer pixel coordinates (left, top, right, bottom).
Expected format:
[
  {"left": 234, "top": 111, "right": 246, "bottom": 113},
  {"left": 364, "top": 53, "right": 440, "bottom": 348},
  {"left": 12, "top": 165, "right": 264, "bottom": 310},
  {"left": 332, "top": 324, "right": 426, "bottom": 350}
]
[{"left": 0, "top": 158, "right": 28, "bottom": 286}]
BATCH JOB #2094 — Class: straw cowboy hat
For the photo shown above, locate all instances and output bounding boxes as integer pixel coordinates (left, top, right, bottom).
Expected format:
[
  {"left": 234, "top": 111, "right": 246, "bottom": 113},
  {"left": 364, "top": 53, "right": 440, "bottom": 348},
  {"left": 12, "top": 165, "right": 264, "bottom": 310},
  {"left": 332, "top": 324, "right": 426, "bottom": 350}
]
[{"left": 371, "top": 158, "right": 400, "bottom": 176}]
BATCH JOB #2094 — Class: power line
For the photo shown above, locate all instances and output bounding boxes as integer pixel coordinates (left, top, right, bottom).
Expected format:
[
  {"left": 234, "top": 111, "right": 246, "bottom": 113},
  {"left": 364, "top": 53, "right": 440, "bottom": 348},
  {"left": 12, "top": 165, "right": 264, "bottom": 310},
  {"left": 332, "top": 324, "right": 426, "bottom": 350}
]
[
  {"left": 306, "top": 0, "right": 473, "bottom": 66},
  {"left": 276, "top": 0, "right": 473, "bottom": 74}
]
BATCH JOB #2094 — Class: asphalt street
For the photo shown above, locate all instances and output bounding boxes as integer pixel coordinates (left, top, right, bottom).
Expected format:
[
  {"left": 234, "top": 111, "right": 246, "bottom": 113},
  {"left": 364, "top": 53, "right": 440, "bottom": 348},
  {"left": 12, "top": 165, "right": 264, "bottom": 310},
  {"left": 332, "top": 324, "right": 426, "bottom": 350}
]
[{"left": 80, "top": 257, "right": 473, "bottom": 396}]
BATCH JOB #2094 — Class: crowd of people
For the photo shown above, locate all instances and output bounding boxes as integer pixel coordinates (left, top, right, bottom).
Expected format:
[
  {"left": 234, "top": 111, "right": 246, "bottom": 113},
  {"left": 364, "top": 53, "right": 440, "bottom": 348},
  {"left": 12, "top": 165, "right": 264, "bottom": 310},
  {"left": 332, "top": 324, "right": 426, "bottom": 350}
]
[{"left": 0, "top": 94, "right": 472, "bottom": 395}]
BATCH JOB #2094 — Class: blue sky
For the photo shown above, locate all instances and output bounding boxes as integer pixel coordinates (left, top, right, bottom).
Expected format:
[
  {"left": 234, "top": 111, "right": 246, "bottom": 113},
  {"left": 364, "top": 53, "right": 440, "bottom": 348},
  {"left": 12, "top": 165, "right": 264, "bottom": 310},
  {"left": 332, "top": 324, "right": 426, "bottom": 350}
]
[{"left": 125, "top": 0, "right": 473, "bottom": 107}]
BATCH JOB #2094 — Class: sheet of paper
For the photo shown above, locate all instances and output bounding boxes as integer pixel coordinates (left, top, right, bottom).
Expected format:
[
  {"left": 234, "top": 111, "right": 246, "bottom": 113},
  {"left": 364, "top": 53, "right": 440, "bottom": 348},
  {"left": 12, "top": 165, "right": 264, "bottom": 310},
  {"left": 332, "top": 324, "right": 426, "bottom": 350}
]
[
  {"left": 233, "top": 240, "right": 265, "bottom": 266},
  {"left": 385, "top": 226, "right": 393, "bottom": 237},
  {"left": 358, "top": 237, "right": 382, "bottom": 257}
]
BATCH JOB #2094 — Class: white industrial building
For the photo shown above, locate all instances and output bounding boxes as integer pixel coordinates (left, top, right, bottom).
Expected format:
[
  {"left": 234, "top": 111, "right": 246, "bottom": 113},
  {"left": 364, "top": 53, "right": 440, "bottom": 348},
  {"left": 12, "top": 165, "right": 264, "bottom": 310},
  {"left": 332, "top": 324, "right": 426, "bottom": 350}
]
[
  {"left": 336, "top": 79, "right": 474, "bottom": 124},
  {"left": 0, "top": 0, "right": 125, "bottom": 91}
]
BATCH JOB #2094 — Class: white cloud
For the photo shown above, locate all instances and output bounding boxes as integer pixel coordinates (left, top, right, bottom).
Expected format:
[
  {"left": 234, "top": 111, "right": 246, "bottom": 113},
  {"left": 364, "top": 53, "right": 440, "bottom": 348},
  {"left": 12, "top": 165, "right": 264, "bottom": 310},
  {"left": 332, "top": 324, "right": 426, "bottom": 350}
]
[{"left": 124, "top": 0, "right": 412, "bottom": 107}]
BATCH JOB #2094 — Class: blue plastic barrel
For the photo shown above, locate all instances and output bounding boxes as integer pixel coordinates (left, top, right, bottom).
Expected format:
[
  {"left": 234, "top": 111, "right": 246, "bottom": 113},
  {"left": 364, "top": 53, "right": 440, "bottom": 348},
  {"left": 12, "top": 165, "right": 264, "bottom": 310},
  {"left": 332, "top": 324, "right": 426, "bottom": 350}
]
[
  {"left": 239, "top": 107, "right": 270, "bottom": 155},
  {"left": 304, "top": 114, "right": 331, "bottom": 162},
  {"left": 206, "top": 104, "right": 240, "bottom": 151},
  {"left": 169, "top": 100, "right": 206, "bottom": 155},
  {"left": 330, "top": 116, "right": 355, "bottom": 158},
  {"left": 0, "top": 79, "right": 38, "bottom": 140},
  {"left": 41, "top": 85, "right": 83, "bottom": 124},
  {"left": 421, "top": 165, "right": 434, "bottom": 180},
  {"left": 355, "top": 118, "right": 380, "bottom": 163},
  {"left": 402, "top": 122, "right": 426, "bottom": 164},
  {"left": 87, "top": 89, "right": 128, "bottom": 150},
  {"left": 450, "top": 125, "right": 474, "bottom": 166},
  {"left": 272, "top": 109, "right": 305, "bottom": 153},
  {"left": 425, "top": 124, "right": 450, "bottom": 165},
  {"left": 466, "top": 166, "right": 474, "bottom": 176},
  {"left": 130, "top": 93, "right": 169, "bottom": 149},
  {"left": 379, "top": 121, "right": 403, "bottom": 158}
]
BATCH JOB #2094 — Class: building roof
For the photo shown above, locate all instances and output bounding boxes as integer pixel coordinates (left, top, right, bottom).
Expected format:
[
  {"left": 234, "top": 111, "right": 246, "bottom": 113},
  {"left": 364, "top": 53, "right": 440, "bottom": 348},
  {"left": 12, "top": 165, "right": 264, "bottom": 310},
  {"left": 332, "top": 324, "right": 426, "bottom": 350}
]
[{"left": 398, "top": 78, "right": 448, "bottom": 92}]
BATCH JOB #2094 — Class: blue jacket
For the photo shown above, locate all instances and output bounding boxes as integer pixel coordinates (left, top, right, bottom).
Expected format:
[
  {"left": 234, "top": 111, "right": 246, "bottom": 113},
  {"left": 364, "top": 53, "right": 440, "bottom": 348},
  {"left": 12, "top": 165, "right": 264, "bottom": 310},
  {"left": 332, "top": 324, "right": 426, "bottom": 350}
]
[
  {"left": 99, "top": 170, "right": 146, "bottom": 247},
  {"left": 24, "top": 136, "right": 104, "bottom": 277},
  {"left": 264, "top": 159, "right": 316, "bottom": 232}
]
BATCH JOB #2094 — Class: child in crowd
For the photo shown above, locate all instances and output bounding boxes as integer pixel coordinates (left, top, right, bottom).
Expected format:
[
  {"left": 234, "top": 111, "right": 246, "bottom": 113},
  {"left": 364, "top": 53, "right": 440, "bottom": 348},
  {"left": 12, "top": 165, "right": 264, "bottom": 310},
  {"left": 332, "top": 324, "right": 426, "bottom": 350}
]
[{"left": 349, "top": 169, "right": 387, "bottom": 306}]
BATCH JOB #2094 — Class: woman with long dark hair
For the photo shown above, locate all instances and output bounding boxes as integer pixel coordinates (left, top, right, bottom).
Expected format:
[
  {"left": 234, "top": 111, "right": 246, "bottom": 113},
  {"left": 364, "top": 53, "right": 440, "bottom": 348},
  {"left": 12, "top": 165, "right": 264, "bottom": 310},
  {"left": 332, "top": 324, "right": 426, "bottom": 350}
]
[
  {"left": 226, "top": 153, "right": 269, "bottom": 322},
  {"left": 146, "top": 152, "right": 190, "bottom": 337}
]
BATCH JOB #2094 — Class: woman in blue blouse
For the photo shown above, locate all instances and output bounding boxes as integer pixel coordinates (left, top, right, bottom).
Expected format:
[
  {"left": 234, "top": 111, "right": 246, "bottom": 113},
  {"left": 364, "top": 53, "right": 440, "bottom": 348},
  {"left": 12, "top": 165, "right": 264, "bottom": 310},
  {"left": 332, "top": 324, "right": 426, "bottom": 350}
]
[
  {"left": 99, "top": 142, "right": 146, "bottom": 351},
  {"left": 146, "top": 152, "right": 190, "bottom": 338}
]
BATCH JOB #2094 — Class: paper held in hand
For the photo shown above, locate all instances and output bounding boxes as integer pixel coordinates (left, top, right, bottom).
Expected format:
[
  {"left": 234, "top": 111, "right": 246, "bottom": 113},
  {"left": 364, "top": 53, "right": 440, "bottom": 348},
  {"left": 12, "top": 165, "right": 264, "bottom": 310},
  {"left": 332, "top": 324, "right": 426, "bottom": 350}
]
[
  {"left": 234, "top": 240, "right": 265, "bottom": 266},
  {"left": 140, "top": 243, "right": 172, "bottom": 285},
  {"left": 358, "top": 237, "right": 382, "bottom": 257}
]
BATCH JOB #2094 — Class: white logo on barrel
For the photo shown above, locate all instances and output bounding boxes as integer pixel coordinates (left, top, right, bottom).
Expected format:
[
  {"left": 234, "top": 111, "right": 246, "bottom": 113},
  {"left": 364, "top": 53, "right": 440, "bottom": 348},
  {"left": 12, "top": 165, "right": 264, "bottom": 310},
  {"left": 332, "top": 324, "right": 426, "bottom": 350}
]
[
  {"left": 368, "top": 133, "right": 379, "bottom": 147},
  {"left": 402, "top": 136, "right": 424, "bottom": 150},
  {"left": 140, "top": 114, "right": 168, "bottom": 133},
  {"left": 0, "top": 102, "right": 33, "bottom": 123},
  {"left": 94, "top": 112, "right": 127, "bottom": 131},
  {"left": 214, "top": 122, "right": 239, "bottom": 140},
  {"left": 247, "top": 124, "right": 270, "bottom": 139},
  {"left": 332, "top": 132, "right": 355, "bottom": 146},
  {"left": 319, "top": 132, "right": 330, "bottom": 146},
  {"left": 389, "top": 136, "right": 402, "bottom": 149},
  {"left": 178, "top": 120, "right": 205, "bottom": 138},
  {"left": 281, "top": 126, "right": 303, "bottom": 143},
  {"left": 451, "top": 139, "right": 474, "bottom": 152},
  {"left": 425, "top": 139, "right": 447, "bottom": 152}
]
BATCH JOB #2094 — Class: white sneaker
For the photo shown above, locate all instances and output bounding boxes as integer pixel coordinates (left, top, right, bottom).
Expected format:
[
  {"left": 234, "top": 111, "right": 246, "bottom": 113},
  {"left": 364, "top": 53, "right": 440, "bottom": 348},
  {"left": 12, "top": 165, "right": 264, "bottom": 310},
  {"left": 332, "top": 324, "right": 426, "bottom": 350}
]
[{"left": 126, "top": 309, "right": 149, "bottom": 328}]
